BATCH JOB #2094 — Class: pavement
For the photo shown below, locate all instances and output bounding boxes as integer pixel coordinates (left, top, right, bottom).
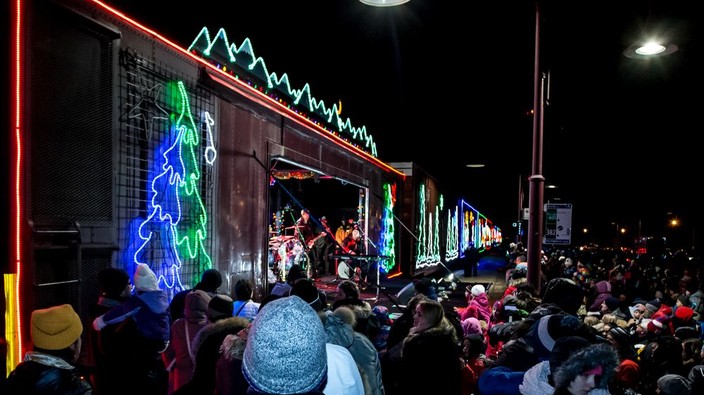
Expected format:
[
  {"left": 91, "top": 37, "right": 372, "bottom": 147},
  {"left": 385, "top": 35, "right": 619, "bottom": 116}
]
[{"left": 313, "top": 253, "right": 509, "bottom": 315}]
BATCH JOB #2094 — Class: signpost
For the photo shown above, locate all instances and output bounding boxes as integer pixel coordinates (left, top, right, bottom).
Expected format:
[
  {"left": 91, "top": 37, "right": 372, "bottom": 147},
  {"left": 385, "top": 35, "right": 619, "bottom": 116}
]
[{"left": 543, "top": 203, "right": 572, "bottom": 245}]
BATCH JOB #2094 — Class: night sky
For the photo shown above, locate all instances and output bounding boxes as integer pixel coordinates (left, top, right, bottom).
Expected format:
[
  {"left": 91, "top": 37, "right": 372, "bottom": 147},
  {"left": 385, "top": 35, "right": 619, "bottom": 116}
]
[{"left": 105, "top": 0, "right": 701, "bottom": 249}]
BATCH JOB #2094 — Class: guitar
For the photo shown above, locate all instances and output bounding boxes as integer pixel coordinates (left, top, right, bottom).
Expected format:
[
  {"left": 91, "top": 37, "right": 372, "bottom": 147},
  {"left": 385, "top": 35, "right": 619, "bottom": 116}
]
[{"left": 306, "top": 232, "right": 327, "bottom": 249}]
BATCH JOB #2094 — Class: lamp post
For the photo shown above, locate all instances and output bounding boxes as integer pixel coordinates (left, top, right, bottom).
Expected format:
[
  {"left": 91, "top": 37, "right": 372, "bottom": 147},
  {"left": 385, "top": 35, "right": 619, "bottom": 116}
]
[{"left": 527, "top": 0, "right": 545, "bottom": 293}]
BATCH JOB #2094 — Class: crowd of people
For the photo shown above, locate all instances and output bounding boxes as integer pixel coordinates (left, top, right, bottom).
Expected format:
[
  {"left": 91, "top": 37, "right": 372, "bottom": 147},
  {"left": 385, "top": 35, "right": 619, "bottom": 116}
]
[{"left": 3, "top": 245, "right": 704, "bottom": 395}]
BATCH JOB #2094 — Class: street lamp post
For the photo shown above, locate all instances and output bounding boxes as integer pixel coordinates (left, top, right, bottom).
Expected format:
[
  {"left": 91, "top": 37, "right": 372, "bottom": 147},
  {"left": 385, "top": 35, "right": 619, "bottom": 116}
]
[{"left": 527, "top": 0, "right": 545, "bottom": 293}]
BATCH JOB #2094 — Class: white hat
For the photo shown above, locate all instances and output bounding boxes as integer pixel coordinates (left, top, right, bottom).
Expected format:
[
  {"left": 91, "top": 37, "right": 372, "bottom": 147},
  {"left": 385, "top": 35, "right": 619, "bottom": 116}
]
[
  {"left": 471, "top": 284, "right": 485, "bottom": 297},
  {"left": 134, "top": 263, "right": 159, "bottom": 291}
]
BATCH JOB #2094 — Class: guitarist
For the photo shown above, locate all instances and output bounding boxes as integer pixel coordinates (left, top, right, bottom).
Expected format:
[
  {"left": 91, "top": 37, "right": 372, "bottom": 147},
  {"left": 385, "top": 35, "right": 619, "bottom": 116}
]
[{"left": 311, "top": 216, "right": 336, "bottom": 276}]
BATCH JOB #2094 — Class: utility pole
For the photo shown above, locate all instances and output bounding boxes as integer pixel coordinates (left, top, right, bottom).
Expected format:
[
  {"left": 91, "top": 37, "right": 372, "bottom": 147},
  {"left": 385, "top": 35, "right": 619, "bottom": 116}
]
[{"left": 527, "top": 0, "right": 545, "bottom": 293}]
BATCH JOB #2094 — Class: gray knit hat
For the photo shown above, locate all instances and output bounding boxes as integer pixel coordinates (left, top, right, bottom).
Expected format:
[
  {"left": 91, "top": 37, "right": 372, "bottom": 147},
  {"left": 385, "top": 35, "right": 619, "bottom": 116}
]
[
  {"left": 242, "top": 296, "right": 327, "bottom": 394},
  {"left": 657, "top": 374, "right": 692, "bottom": 395}
]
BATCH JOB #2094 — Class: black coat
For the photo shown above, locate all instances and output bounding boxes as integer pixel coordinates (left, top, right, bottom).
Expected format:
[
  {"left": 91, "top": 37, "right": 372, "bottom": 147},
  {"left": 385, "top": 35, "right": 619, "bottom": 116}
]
[{"left": 2, "top": 354, "right": 92, "bottom": 395}]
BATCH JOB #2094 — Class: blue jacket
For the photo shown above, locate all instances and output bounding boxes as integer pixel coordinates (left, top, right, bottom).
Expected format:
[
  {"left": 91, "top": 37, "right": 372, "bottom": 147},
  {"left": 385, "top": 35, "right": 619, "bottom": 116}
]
[{"left": 96, "top": 289, "right": 170, "bottom": 343}]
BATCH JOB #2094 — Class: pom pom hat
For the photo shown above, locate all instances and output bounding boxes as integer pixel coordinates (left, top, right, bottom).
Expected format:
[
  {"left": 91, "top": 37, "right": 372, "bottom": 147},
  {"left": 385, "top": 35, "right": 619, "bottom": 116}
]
[
  {"left": 133, "top": 263, "right": 159, "bottom": 291},
  {"left": 31, "top": 304, "right": 83, "bottom": 350},
  {"left": 243, "top": 296, "right": 328, "bottom": 394},
  {"left": 471, "top": 284, "right": 485, "bottom": 297}
]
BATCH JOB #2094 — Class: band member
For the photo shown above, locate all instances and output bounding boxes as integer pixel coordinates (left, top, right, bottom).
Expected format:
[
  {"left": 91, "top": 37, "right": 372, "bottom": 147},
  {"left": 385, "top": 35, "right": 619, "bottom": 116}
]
[
  {"left": 294, "top": 209, "right": 315, "bottom": 246},
  {"left": 312, "top": 216, "right": 336, "bottom": 276},
  {"left": 342, "top": 225, "right": 363, "bottom": 255}
]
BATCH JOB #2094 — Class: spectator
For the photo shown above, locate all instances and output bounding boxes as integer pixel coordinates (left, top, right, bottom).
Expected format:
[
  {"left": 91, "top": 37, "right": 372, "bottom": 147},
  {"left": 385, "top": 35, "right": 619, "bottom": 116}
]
[
  {"left": 688, "top": 365, "right": 704, "bottom": 393},
  {"left": 175, "top": 294, "right": 247, "bottom": 395},
  {"left": 656, "top": 374, "right": 691, "bottom": 395},
  {"left": 2, "top": 304, "right": 92, "bottom": 394},
  {"left": 92, "top": 263, "right": 170, "bottom": 394},
  {"left": 461, "top": 334, "right": 488, "bottom": 395},
  {"left": 459, "top": 284, "right": 491, "bottom": 324},
  {"left": 519, "top": 335, "right": 591, "bottom": 395},
  {"left": 553, "top": 343, "right": 619, "bottom": 395},
  {"left": 321, "top": 306, "right": 384, "bottom": 395},
  {"left": 386, "top": 299, "right": 461, "bottom": 395},
  {"left": 85, "top": 267, "right": 134, "bottom": 395},
  {"left": 162, "top": 289, "right": 212, "bottom": 394},
  {"left": 333, "top": 280, "right": 376, "bottom": 341},
  {"left": 170, "top": 268, "right": 222, "bottom": 322},
  {"left": 232, "top": 278, "right": 260, "bottom": 320},
  {"left": 384, "top": 293, "right": 428, "bottom": 351},
  {"left": 242, "top": 296, "right": 329, "bottom": 395}
]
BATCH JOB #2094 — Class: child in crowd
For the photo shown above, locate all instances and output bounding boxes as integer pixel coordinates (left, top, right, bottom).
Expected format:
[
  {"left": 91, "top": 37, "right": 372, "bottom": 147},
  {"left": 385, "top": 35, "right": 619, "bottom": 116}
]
[{"left": 93, "top": 263, "right": 171, "bottom": 351}]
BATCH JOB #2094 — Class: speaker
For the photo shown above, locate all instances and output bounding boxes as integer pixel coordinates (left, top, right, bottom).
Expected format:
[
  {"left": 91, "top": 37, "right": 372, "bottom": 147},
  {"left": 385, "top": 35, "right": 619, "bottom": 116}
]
[{"left": 396, "top": 281, "right": 416, "bottom": 306}]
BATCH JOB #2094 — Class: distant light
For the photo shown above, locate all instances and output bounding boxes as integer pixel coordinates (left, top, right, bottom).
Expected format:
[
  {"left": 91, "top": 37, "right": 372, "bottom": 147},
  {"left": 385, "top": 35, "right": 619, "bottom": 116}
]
[
  {"left": 359, "top": 0, "right": 410, "bottom": 6},
  {"left": 545, "top": 184, "right": 558, "bottom": 189},
  {"left": 466, "top": 164, "right": 485, "bottom": 168},
  {"left": 623, "top": 41, "right": 678, "bottom": 58}
]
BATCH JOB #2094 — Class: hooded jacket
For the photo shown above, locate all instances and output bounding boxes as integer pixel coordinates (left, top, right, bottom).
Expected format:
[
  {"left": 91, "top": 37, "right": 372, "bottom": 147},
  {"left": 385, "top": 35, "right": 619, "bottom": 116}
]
[
  {"left": 162, "top": 289, "right": 211, "bottom": 394},
  {"left": 321, "top": 309, "right": 384, "bottom": 395},
  {"left": 553, "top": 343, "right": 619, "bottom": 393}
]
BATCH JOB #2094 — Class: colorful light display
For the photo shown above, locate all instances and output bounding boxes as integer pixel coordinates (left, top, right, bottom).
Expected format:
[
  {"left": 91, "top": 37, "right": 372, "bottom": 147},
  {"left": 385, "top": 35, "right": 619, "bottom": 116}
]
[{"left": 187, "top": 27, "right": 378, "bottom": 157}]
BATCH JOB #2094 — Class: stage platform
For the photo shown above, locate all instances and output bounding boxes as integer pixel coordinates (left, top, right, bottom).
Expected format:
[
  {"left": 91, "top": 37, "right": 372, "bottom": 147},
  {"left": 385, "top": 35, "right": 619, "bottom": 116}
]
[{"left": 311, "top": 254, "right": 508, "bottom": 315}]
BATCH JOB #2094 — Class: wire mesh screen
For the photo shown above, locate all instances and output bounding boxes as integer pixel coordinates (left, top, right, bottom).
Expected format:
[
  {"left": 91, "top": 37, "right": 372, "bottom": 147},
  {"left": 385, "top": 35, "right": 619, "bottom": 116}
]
[
  {"left": 116, "top": 50, "right": 216, "bottom": 300},
  {"left": 30, "top": 3, "right": 114, "bottom": 224}
]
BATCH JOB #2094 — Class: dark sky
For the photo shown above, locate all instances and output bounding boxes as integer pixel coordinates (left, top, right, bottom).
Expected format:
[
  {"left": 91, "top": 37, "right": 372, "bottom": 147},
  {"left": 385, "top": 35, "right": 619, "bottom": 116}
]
[{"left": 107, "top": 0, "right": 700, "bottom": 248}]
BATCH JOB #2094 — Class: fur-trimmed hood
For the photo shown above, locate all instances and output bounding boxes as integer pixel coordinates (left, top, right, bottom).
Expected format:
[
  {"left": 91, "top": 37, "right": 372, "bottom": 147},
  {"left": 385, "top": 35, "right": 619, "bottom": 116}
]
[
  {"left": 333, "top": 298, "right": 372, "bottom": 321},
  {"left": 320, "top": 311, "right": 355, "bottom": 348},
  {"left": 219, "top": 333, "right": 247, "bottom": 362},
  {"left": 192, "top": 316, "right": 249, "bottom": 354},
  {"left": 553, "top": 343, "right": 619, "bottom": 391}
]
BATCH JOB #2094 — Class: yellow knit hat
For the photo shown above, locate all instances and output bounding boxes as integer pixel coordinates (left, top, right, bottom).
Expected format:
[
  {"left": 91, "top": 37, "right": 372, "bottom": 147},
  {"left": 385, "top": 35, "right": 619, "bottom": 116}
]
[{"left": 31, "top": 304, "right": 83, "bottom": 350}]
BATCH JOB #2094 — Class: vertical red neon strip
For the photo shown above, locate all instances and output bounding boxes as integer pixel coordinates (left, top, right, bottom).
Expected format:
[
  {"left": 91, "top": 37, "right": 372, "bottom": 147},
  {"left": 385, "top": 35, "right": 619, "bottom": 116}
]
[{"left": 13, "top": 0, "right": 24, "bottom": 362}]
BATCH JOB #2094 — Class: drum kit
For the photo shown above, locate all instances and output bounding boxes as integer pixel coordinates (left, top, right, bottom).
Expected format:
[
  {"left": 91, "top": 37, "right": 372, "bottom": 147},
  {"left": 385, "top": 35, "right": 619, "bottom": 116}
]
[{"left": 268, "top": 232, "right": 310, "bottom": 272}]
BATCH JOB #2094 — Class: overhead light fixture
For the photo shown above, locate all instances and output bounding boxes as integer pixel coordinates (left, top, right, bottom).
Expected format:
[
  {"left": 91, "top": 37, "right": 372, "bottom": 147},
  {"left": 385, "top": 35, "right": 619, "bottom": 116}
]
[
  {"left": 359, "top": 0, "right": 410, "bottom": 7},
  {"left": 623, "top": 5, "right": 678, "bottom": 59},
  {"left": 466, "top": 164, "right": 485, "bottom": 168},
  {"left": 623, "top": 40, "right": 678, "bottom": 59}
]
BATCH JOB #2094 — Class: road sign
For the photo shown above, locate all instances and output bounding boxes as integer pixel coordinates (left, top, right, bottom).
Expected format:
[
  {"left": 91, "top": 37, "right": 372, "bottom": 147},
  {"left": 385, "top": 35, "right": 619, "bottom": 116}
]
[{"left": 543, "top": 203, "right": 572, "bottom": 245}]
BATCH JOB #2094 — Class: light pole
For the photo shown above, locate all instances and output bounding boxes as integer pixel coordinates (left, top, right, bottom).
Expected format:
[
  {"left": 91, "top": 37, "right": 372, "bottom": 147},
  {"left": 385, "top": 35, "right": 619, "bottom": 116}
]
[{"left": 527, "top": 0, "right": 545, "bottom": 293}]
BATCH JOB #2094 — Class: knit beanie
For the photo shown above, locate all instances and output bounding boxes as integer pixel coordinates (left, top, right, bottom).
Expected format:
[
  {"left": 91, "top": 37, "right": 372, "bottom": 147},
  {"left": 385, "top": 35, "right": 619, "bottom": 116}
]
[
  {"left": 287, "top": 264, "right": 307, "bottom": 284},
  {"left": 462, "top": 317, "right": 482, "bottom": 336},
  {"left": 647, "top": 315, "right": 670, "bottom": 334},
  {"left": 196, "top": 268, "right": 222, "bottom": 292},
  {"left": 675, "top": 306, "right": 694, "bottom": 322},
  {"left": 31, "top": 304, "right": 83, "bottom": 350},
  {"left": 608, "top": 327, "right": 631, "bottom": 348},
  {"left": 537, "top": 314, "right": 583, "bottom": 351},
  {"left": 290, "top": 279, "right": 323, "bottom": 312},
  {"left": 133, "top": 263, "right": 159, "bottom": 291},
  {"left": 677, "top": 294, "right": 690, "bottom": 307},
  {"left": 185, "top": 289, "right": 212, "bottom": 321},
  {"left": 603, "top": 296, "right": 620, "bottom": 312},
  {"left": 542, "top": 278, "right": 583, "bottom": 315},
  {"left": 97, "top": 267, "right": 130, "bottom": 298},
  {"left": 242, "top": 296, "right": 328, "bottom": 394},
  {"left": 471, "top": 284, "right": 485, "bottom": 297},
  {"left": 207, "top": 294, "right": 234, "bottom": 322},
  {"left": 688, "top": 365, "right": 704, "bottom": 393},
  {"left": 657, "top": 374, "right": 692, "bottom": 395},
  {"left": 615, "top": 359, "right": 640, "bottom": 389}
]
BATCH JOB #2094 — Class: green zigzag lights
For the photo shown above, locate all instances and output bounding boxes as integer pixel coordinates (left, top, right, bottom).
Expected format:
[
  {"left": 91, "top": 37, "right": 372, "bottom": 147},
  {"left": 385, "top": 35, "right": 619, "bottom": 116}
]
[
  {"left": 379, "top": 183, "right": 397, "bottom": 272},
  {"left": 133, "top": 81, "right": 213, "bottom": 292},
  {"left": 187, "top": 27, "right": 378, "bottom": 157}
]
